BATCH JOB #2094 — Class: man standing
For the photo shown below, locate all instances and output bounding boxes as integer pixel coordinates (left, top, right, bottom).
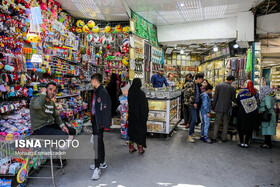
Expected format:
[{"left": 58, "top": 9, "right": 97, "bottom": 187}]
[
  {"left": 184, "top": 73, "right": 204, "bottom": 143},
  {"left": 181, "top": 74, "right": 193, "bottom": 127},
  {"left": 212, "top": 75, "right": 236, "bottom": 143},
  {"left": 30, "top": 82, "right": 76, "bottom": 136},
  {"left": 151, "top": 68, "right": 169, "bottom": 88},
  {"left": 90, "top": 73, "right": 112, "bottom": 180}
]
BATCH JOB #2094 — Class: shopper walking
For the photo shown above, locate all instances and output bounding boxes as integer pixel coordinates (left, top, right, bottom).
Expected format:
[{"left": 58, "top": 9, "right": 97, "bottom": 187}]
[
  {"left": 184, "top": 73, "right": 204, "bottom": 143},
  {"left": 90, "top": 74, "right": 112, "bottom": 180},
  {"left": 212, "top": 75, "right": 236, "bottom": 143},
  {"left": 236, "top": 80, "right": 259, "bottom": 148},
  {"left": 200, "top": 79, "right": 209, "bottom": 93},
  {"left": 128, "top": 78, "right": 149, "bottom": 154},
  {"left": 200, "top": 84, "right": 213, "bottom": 143},
  {"left": 181, "top": 74, "right": 193, "bottom": 128},
  {"left": 259, "top": 85, "right": 276, "bottom": 149},
  {"left": 106, "top": 73, "right": 119, "bottom": 117}
]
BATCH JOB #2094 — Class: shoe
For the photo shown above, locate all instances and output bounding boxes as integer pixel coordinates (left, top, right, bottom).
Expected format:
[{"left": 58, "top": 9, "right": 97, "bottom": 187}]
[
  {"left": 129, "top": 142, "right": 137, "bottom": 153},
  {"left": 180, "top": 122, "right": 187, "bottom": 126},
  {"left": 90, "top": 162, "right": 107, "bottom": 170},
  {"left": 188, "top": 136, "right": 195, "bottom": 143},
  {"left": 204, "top": 137, "right": 212, "bottom": 144},
  {"left": 137, "top": 145, "right": 145, "bottom": 155},
  {"left": 211, "top": 139, "right": 217, "bottom": 143},
  {"left": 241, "top": 143, "right": 245, "bottom": 147},
  {"left": 191, "top": 134, "right": 200, "bottom": 140},
  {"left": 200, "top": 136, "right": 205, "bottom": 141},
  {"left": 91, "top": 168, "right": 101, "bottom": 180},
  {"left": 238, "top": 142, "right": 244, "bottom": 147},
  {"left": 244, "top": 144, "right": 249, "bottom": 148},
  {"left": 185, "top": 124, "right": 190, "bottom": 128}
]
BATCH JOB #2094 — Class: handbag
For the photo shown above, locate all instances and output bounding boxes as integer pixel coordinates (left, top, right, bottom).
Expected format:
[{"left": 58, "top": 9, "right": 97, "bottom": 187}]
[{"left": 261, "top": 106, "right": 272, "bottom": 122}]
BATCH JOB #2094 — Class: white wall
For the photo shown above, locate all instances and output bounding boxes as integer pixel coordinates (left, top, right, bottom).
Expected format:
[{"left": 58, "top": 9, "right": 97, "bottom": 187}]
[
  {"left": 257, "top": 13, "right": 280, "bottom": 34},
  {"left": 237, "top": 12, "right": 254, "bottom": 42},
  {"left": 158, "top": 17, "right": 237, "bottom": 43}
]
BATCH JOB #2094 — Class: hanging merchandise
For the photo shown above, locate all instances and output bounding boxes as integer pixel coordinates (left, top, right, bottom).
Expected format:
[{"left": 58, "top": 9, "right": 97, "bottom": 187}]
[
  {"left": 104, "top": 25, "right": 112, "bottom": 33},
  {"left": 92, "top": 26, "right": 100, "bottom": 33},
  {"left": 246, "top": 49, "right": 253, "bottom": 73},
  {"left": 87, "top": 20, "right": 95, "bottom": 28}
]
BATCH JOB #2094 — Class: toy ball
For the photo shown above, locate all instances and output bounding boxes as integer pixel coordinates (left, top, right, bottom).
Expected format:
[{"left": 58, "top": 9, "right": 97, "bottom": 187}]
[
  {"left": 87, "top": 34, "right": 93, "bottom": 42},
  {"left": 115, "top": 25, "right": 122, "bottom": 32},
  {"left": 93, "top": 34, "right": 100, "bottom": 42},
  {"left": 70, "top": 26, "right": 76, "bottom": 33},
  {"left": 123, "top": 38, "right": 129, "bottom": 47},
  {"left": 92, "top": 26, "right": 100, "bottom": 33},
  {"left": 100, "top": 36, "right": 107, "bottom": 45},
  {"left": 76, "top": 20, "right": 85, "bottom": 27},
  {"left": 123, "top": 46, "right": 129, "bottom": 53},
  {"left": 87, "top": 20, "right": 95, "bottom": 28},
  {"left": 122, "top": 57, "right": 129, "bottom": 66},
  {"left": 104, "top": 26, "right": 112, "bottom": 33},
  {"left": 106, "top": 35, "right": 114, "bottom": 45},
  {"left": 82, "top": 25, "right": 90, "bottom": 33},
  {"left": 76, "top": 27, "right": 82, "bottom": 33},
  {"left": 123, "top": 26, "right": 131, "bottom": 34}
]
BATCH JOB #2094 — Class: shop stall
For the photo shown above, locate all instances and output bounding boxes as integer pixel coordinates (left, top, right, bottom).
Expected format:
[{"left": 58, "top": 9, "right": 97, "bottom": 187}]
[{"left": 142, "top": 88, "right": 181, "bottom": 135}]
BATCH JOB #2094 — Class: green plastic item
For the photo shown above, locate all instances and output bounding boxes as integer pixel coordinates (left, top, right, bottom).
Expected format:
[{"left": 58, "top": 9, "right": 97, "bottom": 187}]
[{"left": 246, "top": 49, "right": 253, "bottom": 73}]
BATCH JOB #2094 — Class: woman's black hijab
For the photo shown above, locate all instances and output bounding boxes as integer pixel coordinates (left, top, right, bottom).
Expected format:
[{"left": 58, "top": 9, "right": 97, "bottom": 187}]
[{"left": 106, "top": 73, "right": 118, "bottom": 116}]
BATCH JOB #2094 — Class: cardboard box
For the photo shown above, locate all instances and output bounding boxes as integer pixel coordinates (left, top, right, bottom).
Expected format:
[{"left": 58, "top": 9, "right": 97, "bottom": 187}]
[{"left": 113, "top": 118, "right": 121, "bottom": 125}]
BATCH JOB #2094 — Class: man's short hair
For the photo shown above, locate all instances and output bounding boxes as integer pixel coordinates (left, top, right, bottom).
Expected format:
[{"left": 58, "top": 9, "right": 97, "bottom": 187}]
[
  {"left": 91, "top": 73, "right": 103, "bottom": 83},
  {"left": 195, "top": 73, "right": 204, "bottom": 80},
  {"left": 205, "top": 84, "right": 213, "bottom": 91},
  {"left": 186, "top": 73, "right": 193, "bottom": 79},
  {"left": 226, "top": 75, "right": 235, "bottom": 81},
  {"left": 46, "top": 82, "right": 57, "bottom": 89}
]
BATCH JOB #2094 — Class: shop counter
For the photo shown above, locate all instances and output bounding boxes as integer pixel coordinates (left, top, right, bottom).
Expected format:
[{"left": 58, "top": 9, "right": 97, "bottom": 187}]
[{"left": 144, "top": 89, "right": 182, "bottom": 135}]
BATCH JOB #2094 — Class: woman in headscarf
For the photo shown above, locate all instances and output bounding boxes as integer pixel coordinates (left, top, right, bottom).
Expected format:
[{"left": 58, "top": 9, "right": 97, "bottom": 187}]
[
  {"left": 128, "top": 78, "right": 149, "bottom": 155},
  {"left": 236, "top": 80, "right": 259, "bottom": 148},
  {"left": 106, "top": 73, "right": 119, "bottom": 117},
  {"left": 259, "top": 85, "right": 276, "bottom": 149}
]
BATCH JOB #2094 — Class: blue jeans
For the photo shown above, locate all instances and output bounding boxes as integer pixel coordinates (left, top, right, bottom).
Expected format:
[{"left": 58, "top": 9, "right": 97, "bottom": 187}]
[
  {"left": 189, "top": 107, "right": 197, "bottom": 135},
  {"left": 201, "top": 114, "right": 210, "bottom": 138}
]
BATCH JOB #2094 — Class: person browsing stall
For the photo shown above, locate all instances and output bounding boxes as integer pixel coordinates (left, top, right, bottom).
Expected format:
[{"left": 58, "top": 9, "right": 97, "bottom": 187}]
[
  {"left": 30, "top": 82, "right": 76, "bottom": 136},
  {"left": 151, "top": 68, "right": 169, "bottom": 88}
]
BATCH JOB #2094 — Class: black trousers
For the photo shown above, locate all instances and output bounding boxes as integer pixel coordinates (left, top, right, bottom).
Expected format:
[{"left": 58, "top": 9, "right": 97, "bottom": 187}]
[
  {"left": 238, "top": 129, "right": 253, "bottom": 144},
  {"left": 33, "top": 124, "right": 76, "bottom": 135},
  {"left": 264, "top": 135, "right": 272, "bottom": 146},
  {"left": 183, "top": 105, "right": 192, "bottom": 124},
  {"left": 92, "top": 116, "right": 105, "bottom": 168}
]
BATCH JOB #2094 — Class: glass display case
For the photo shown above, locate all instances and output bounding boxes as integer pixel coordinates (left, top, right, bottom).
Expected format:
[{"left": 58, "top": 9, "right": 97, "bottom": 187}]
[{"left": 145, "top": 90, "right": 181, "bottom": 134}]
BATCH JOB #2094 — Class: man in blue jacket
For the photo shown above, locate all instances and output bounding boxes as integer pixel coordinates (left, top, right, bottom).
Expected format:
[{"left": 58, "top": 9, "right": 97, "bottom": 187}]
[
  {"left": 90, "top": 73, "right": 112, "bottom": 180},
  {"left": 151, "top": 68, "right": 169, "bottom": 88}
]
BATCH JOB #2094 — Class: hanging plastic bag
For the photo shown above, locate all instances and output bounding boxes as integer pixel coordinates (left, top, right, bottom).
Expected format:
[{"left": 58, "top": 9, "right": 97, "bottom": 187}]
[{"left": 29, "top": 7, "right": 43, "bottom": 33}]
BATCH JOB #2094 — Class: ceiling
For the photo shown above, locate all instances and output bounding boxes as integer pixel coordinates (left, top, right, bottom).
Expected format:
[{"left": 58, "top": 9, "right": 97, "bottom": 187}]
[
  {"left": 126, "top": 0, "right": 264, "bottom": 25},
  {"left": 55, "top": 0, "right": 129, "bottom": 21}
]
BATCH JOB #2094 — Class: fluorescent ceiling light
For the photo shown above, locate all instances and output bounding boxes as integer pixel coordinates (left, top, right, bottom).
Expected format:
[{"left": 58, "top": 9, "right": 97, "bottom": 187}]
[
  {"left": 196, "top": 48, "right": 208, "bottom": 50},
  {"left": 180, "top": 3, "right": 184, "bottom": 7},
  {"left": 180, "top": 49, "right": 184, "bottom": 54}
]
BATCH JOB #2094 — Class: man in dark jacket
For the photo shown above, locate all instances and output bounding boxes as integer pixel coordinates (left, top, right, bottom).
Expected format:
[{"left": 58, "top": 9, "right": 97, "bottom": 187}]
[
  {"left": 90, "top": 73, "right": 112, "bottom": 180},
  {"left": 184, "top": 73, "right": 204, "bottom": 143},
  {"left": 212, "top": 75, "right": 236, "bottom": 143}
]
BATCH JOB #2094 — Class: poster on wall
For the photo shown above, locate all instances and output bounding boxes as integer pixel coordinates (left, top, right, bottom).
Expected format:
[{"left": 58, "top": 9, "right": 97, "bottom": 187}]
[{"left": 131, "top": 11, "right": 159, "bottom": 47}]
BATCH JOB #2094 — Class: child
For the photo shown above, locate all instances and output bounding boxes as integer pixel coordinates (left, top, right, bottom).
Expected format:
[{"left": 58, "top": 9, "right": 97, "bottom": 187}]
[
  {"left": 117, "top": 82, "right": 130, "bottom": 145},
  {"left": 200, "top": 84, "right": 213, "bottom": 143}
]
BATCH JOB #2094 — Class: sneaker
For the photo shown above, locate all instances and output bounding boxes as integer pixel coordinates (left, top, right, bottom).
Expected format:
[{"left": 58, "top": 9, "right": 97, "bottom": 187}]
[
  {"left": 244, "top": 144, "right": 249, "bottom": 148},
  {"left": 91, "top": 168, "right": 101, "bottom": 180},
  {"left": 204, "top": 137, "right": 212, "bottom": 144},
  {"left": 200, "top": 136, "right": 205, "bottom": 141},
  {"left": 90, "top": 162, "right": 107, "bottom": 170},
  {"left": 191, "top": 134, "right": 200, "bottom": 140},
  {"left": 188, "top": 136, "right": 195, "bottom": 143}
]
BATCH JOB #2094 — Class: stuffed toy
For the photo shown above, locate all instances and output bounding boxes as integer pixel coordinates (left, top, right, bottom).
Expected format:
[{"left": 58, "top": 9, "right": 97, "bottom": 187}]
[{"left": 8, "top": 87, "right": 15, "bottom": 97}]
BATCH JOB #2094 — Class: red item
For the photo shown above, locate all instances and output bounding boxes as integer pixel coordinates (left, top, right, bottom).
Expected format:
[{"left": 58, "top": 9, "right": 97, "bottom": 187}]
[
  {"left": 247, "top": 80, "right": 256, "bottom": 96},
  {"left": 14, "top": 85, "right": 21, "bottom": 90}
]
